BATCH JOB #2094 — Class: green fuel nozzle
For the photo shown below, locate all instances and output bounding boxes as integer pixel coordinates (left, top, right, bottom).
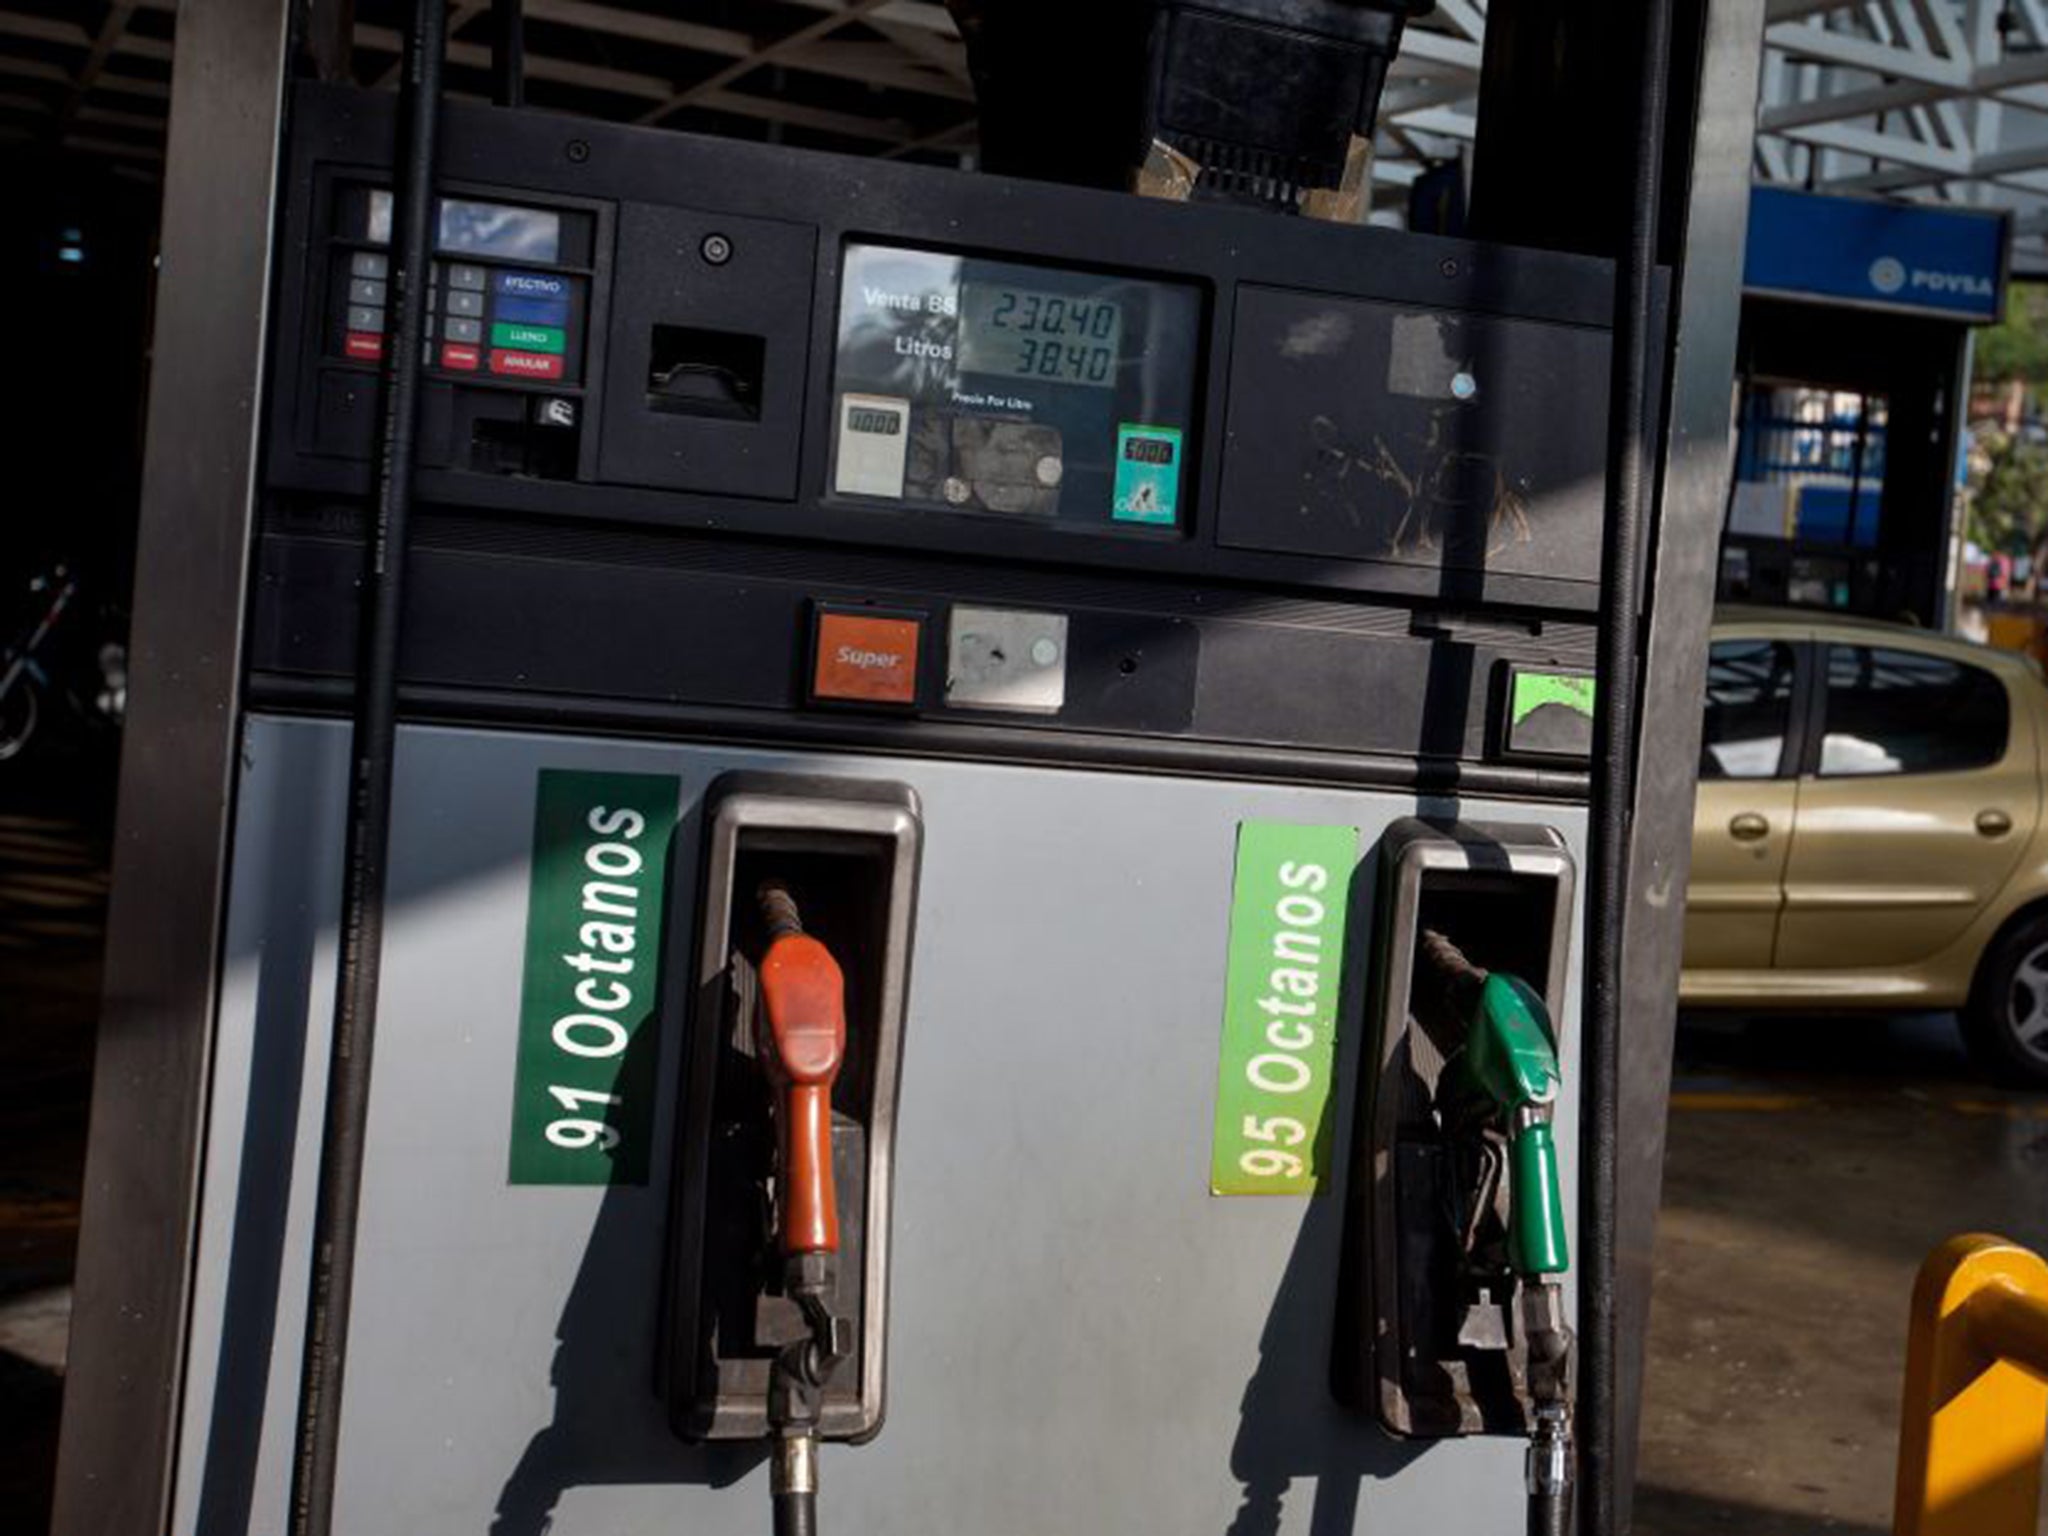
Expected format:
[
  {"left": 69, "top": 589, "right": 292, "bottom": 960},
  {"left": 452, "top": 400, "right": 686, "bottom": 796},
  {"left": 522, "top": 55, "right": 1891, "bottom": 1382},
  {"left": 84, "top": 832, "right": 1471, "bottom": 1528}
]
[
  {"left": 1420, "top": 929, "right": 1578, "bottom": 1536},
  {"left": 1421, "top": 932, "right": 1570, "bottom": 1279}
]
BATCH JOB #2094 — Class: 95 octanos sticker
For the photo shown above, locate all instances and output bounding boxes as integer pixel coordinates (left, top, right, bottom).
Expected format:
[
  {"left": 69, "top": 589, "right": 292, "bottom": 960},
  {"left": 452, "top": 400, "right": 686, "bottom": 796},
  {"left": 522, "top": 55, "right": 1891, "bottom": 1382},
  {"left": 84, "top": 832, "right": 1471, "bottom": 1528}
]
[{"left": 1209, "top": 820, "right": 1358, "bottom": 1196}]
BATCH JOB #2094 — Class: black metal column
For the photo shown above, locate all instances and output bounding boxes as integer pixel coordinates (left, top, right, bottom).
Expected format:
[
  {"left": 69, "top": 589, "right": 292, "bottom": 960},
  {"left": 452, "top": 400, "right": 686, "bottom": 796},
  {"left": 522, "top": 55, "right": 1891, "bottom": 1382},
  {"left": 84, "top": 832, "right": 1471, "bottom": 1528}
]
[
  {"left": 1613, "top": 0, "right": 1766, "bottom": 1525},
  {"left": 49, "top": 0, "right": 295, "bottom": 1532}
]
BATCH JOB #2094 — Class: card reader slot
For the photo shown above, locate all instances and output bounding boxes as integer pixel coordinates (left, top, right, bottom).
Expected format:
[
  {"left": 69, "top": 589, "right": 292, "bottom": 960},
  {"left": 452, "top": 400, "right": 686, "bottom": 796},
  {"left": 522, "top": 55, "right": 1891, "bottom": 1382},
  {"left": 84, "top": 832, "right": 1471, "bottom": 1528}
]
[{"left": 648, "top": 326, "right": 765, "bottom": 421}]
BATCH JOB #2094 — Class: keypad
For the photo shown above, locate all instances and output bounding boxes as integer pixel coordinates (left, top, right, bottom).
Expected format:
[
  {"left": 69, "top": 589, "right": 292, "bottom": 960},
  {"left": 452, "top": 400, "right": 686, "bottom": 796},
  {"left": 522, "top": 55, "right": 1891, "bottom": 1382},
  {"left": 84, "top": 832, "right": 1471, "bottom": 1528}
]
[{"left": 339, "top": 256, "right": 578, "bottom": 384}]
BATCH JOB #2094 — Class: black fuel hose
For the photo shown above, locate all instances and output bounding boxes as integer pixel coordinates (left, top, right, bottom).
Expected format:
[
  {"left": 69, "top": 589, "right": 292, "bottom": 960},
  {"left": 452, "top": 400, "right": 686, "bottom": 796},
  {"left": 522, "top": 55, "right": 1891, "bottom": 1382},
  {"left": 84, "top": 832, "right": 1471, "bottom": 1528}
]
[
  {"left": 491, "top": 0, "right": 523, "bottom": 108},
  {"left": 773, "top": 1486, "right": 818, "bottom": 1536},
  {"left": 1529, "top": 1487, "right": 1570, "bottom": 1536},
  {"left": 1582, "top": 0, "right": 1673, "bottom": 1533},
  {"left": 287, "top": 2, "right": 445, "bottom": 1533},
  {"left": 770, "top": 1424, "right": 821, "bottom": 1536}
]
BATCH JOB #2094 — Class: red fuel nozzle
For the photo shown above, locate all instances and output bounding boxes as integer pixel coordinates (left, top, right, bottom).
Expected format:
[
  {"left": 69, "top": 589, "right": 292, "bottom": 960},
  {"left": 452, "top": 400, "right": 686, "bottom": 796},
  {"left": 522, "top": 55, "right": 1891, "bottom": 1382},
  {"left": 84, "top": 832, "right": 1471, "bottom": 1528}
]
[{"left": 756, "top": 883, "right": 846, "bottom": 1259}]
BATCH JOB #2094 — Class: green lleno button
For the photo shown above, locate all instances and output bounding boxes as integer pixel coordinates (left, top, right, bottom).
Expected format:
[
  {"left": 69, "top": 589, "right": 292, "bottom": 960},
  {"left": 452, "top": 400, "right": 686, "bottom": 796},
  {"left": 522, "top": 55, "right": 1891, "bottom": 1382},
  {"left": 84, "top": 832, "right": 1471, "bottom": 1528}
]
[{"left": 490, "top": 320, "right": 565, "bottom": 354}]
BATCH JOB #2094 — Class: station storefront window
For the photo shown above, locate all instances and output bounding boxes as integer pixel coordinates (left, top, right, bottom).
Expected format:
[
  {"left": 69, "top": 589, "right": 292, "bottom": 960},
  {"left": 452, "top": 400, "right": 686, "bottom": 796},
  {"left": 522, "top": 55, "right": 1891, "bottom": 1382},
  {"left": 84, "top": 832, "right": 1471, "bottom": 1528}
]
[{"left": 1721, "top": 382, "right": 1888, "bottom": 610}]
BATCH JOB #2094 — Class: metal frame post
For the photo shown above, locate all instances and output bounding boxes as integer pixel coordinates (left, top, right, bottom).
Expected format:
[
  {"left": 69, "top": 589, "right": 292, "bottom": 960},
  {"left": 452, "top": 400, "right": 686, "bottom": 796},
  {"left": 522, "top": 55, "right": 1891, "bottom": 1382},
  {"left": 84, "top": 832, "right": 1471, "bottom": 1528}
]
[
  {"left": 49, "top": 0, "right": 295, "bottom": 1531},
  {"left": 1937, "top": 327, "right": 1977, "bottom": 633},
  {"left": 1613, "top": 0, "right": 1767, "bottom": 1523}
]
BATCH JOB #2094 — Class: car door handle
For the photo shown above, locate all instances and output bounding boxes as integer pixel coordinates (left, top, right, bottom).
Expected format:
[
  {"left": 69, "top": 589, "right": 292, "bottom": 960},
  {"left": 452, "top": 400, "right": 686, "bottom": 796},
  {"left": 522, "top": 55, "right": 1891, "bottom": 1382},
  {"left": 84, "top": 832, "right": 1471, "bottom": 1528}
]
[
  {"left": 1728, "top": 812, "right": 1770, "bottom": 841},
  {"left": 1977, "top": 809, "right": 2013, "bottom": 838}
]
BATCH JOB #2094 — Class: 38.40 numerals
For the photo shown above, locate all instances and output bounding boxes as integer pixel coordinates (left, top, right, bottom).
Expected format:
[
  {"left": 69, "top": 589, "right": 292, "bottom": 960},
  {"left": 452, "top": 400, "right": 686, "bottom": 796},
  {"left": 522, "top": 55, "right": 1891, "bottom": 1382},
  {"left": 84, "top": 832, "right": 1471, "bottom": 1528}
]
[{"left": 1013, "top": 336, "right": 1114, "bottom": 383}]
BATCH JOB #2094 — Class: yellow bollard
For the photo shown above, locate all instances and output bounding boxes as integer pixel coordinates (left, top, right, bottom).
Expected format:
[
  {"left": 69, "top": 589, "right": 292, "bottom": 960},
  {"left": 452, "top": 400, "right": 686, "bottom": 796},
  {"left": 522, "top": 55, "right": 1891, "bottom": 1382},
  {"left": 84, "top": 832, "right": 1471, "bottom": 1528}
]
[{"left": 1894, "top": 1234, "right": 2048, "bottom": 1536}]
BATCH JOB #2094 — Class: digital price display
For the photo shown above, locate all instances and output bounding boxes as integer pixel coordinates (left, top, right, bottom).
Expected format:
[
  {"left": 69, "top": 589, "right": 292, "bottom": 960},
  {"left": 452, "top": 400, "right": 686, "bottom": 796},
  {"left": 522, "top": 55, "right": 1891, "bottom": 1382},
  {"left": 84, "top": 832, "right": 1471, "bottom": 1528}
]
[
  {"left": 958, "top": 284, "right": 1122, "bottom": 388},
  {"left": 831, "top": 244, "right": 1202, "bottom": 533}
]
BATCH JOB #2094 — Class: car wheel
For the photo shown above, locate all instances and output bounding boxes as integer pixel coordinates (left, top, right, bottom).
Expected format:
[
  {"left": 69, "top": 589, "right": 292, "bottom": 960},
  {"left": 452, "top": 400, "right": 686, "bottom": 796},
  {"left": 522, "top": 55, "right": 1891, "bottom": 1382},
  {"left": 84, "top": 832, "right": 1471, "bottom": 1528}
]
[{"left": 1964, "top": 915, "right": 2048, "bottom": 1088}]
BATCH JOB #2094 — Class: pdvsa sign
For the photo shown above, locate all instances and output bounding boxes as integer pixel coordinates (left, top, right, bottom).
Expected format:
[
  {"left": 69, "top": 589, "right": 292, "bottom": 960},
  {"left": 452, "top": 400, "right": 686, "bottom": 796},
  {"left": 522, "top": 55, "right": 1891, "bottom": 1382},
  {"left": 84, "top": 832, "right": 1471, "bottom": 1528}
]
[
  {"left": 1871, "top": 255, "right": 1999, "bottom": 303},
  {"left": 1746, "top": 187, "right": 2007, "bottom": 324}
]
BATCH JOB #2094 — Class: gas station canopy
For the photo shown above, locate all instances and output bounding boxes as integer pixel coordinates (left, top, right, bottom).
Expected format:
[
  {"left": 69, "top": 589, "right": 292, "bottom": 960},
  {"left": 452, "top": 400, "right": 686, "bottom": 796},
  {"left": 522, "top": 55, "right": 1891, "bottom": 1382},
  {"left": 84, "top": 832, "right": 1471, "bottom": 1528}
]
[{"left": 5, "top": 2, "right": 2048, "bottom": 272}]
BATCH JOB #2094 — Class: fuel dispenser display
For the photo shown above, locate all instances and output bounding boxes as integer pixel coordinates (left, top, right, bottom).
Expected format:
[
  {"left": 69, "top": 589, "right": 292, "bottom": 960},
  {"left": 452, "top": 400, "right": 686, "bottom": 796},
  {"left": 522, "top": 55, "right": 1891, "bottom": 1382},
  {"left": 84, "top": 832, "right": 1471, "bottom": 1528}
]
[
  {"left": 92, "top": 4, "right": 1734, "bottom": 1534},
  {"left": 828, "top": 245, "right": 1201, "bottom": 528}
]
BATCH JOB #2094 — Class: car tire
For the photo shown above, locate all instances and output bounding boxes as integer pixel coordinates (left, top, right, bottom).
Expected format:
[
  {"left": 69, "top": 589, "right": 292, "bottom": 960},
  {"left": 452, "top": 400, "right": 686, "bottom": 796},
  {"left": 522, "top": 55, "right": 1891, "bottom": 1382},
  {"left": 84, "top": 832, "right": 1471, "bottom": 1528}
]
[{"left": 1963, "top": 914, "right": 2048, "bottom": 1088}]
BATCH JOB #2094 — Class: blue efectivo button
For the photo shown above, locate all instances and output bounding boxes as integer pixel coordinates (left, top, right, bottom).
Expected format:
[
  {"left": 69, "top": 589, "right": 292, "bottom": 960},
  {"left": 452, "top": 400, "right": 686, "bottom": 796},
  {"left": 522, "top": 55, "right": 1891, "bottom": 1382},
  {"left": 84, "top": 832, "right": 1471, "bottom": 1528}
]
[
  {"left": 492, "top": 270, "right": 570, "bottom": 300},
  {"left": 494, "top": 294, "right": 571, "bottom": 327}
]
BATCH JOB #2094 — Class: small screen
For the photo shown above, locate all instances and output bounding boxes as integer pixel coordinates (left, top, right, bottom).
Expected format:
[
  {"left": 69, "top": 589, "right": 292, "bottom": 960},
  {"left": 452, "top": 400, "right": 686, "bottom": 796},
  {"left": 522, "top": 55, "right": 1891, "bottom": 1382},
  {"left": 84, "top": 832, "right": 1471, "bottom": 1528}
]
[
  {"left": 439, "top": 198, "right": 562, "bottom": 261},
  {"left": 1124, "top": 436, "right": 1175, "bottom": 465},
  {"left": 847, "top": 406, "right": 903, "bottom": 435},
  {"left": 958, "top": 284, "right": 1122, "bottom": 388},
  {"left": 364, "top": 191, "right": 563, "bottom": 263}
]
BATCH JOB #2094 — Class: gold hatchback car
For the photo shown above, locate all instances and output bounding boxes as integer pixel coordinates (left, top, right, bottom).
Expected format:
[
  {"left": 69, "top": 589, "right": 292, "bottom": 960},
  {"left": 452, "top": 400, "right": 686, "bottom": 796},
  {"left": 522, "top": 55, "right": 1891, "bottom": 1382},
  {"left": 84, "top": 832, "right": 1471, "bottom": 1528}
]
[{"left": 1684, "top": 608, "right": 2048, "bottom": 1084}]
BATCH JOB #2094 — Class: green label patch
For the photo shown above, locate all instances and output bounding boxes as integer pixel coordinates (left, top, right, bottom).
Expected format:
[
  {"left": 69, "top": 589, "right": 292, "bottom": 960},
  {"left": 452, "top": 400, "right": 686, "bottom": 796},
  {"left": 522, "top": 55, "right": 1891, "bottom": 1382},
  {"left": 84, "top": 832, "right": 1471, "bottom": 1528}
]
[
  {"left": 492, "top": 321, "right": 566, "bottom": 353},
  {"left": 509, "top": 769, "right": 680, "bottom": 1185},
  {"left": 1209, "top": 820, "right": 1357, "bottom": 1195},
  {"left": 1511, "top": 670, "right": 1596, "bottom": 725}
]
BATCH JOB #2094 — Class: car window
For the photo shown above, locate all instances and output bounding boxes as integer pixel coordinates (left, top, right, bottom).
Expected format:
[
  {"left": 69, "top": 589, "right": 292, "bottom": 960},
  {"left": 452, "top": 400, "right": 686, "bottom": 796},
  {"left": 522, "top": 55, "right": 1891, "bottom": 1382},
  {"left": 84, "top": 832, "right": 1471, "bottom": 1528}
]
[
  {"left": 1818, "top": 644, "right": 2008, "bottom": 777},
  {"left": 1701, "top": 639, "right": 1796, "bottom": 780}
]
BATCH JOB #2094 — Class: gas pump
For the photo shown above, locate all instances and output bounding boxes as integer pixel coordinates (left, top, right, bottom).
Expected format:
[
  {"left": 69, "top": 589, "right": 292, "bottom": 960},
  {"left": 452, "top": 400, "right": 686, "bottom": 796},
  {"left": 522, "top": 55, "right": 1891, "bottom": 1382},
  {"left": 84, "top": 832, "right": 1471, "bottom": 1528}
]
[{"left": 51, "top": 4, "right": 1765, "bottom": 1536}]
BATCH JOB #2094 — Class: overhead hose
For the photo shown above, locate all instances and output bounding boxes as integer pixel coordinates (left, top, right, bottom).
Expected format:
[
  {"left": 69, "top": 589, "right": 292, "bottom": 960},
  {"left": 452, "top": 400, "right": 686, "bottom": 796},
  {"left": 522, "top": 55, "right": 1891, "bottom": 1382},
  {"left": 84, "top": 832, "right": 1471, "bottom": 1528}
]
[
  {"left": 490, "top": 0, "right": 523, "bottom": 108},
  {"left": 287, "top": 2, "right": 446, "bottom": 1533},
  {"left": 1582, "top": 1, "right": 1674, "bottom": 1534}
]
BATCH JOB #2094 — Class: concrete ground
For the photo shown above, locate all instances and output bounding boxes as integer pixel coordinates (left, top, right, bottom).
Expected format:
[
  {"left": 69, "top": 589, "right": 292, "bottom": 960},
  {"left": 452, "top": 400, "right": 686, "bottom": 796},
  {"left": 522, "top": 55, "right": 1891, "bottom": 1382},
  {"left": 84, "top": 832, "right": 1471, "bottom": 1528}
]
[{"left": 1638, "top": 1011, "right": 2048, "bottom": 1535}]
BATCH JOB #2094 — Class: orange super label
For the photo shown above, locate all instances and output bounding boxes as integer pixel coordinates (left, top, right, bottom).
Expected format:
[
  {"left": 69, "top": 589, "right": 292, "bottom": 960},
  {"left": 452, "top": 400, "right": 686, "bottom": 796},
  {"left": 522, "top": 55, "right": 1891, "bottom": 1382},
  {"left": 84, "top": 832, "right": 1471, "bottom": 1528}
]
[{"left": 813, "top": 613, "right": 921, "bottom": 705}]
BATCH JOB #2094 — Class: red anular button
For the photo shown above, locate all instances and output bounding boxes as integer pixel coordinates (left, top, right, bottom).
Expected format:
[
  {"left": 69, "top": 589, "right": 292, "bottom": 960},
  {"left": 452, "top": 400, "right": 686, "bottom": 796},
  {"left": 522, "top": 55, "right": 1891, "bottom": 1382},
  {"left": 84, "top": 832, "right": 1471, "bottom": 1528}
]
[
  {"left": 344, "top": 331, "right": 385, "bottom": 362},
  {"left": 440, "top": 342, "right": 481, "bottom": 371},
  {"left": 488, "top": 348, "right": 564, "bottom": 380}
]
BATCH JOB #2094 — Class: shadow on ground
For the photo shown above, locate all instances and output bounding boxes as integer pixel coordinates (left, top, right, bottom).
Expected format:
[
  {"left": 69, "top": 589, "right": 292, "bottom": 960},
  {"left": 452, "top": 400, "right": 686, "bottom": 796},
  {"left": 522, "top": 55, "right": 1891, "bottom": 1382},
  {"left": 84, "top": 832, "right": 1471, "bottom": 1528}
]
[
  {"left": 0, "top": 742, "right": 115, "bottom": 1534},
  {"left": 1638, "top": 1482, "right": 1888, "bottom": 1536}
]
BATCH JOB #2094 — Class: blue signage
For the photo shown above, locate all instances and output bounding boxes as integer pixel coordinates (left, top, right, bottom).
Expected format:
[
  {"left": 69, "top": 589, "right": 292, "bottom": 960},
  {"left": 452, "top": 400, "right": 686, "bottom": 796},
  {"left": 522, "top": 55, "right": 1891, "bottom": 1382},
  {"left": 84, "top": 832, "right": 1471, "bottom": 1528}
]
[
  {"left": 1744, "top": 185, "right": 2007, "bottom": 323},
  {"left": 491, "top": 269, "right": 570, "bottom": 300}
]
